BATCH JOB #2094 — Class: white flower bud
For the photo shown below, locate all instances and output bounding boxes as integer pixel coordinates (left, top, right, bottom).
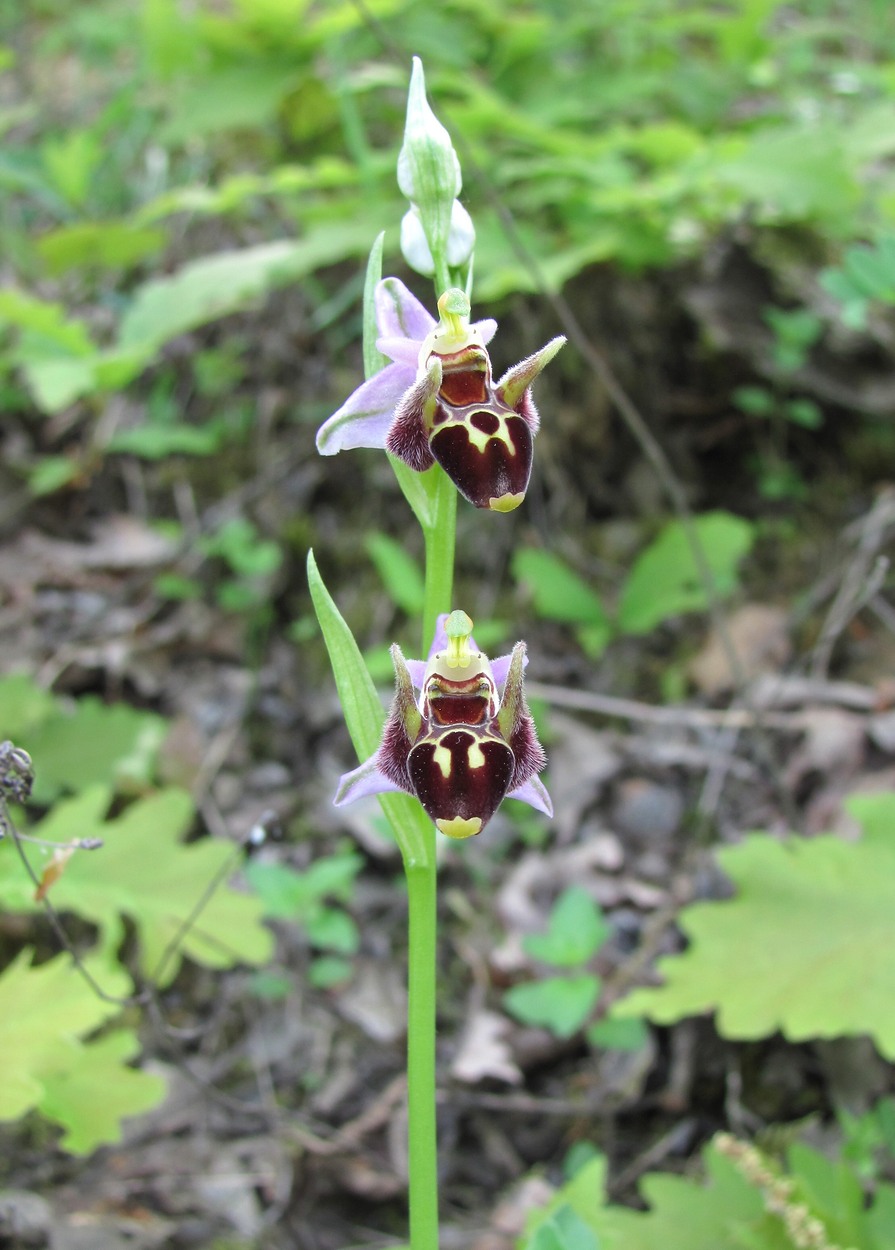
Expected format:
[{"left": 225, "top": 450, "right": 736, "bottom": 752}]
[{"left": 401, "top": 201, "right": 476, "bottom": 278}]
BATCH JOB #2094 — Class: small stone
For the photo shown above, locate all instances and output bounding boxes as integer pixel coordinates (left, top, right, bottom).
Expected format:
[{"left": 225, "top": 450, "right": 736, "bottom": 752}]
[
  {"left": 869, "top": 710, "right": 895, "bottom": 753},
  {"left": 0, "top": 1191, "right": 51, "bottom": 1249},
  {"left": 612, "top": 778, "right": 683, "bottom": 844}
]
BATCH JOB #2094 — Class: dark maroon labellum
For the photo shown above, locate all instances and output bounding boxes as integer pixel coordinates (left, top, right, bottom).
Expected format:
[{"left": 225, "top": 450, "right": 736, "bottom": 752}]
[
  {"left": 408, "top": 729, "right": 515, "bottom": 839},
  {"left": 429, "top": 409, "right": 533, "bottom": 514}
]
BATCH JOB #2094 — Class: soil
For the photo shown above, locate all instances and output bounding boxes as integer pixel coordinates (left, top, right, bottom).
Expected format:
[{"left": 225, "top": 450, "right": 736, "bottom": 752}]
[{"left": 2, "top": 250, "right": 895, "bottom": 1249}]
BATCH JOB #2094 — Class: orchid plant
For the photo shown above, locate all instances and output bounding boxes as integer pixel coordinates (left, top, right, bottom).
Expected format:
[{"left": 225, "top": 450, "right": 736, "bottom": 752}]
[{"left": 308, "top": 56, "right": 564, "bottom": 1250}]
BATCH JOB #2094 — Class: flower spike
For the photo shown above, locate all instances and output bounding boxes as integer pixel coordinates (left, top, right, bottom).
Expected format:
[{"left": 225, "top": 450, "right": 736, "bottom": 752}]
[{"left": 334, "top": 614, "right": 551, "bottom": 838}]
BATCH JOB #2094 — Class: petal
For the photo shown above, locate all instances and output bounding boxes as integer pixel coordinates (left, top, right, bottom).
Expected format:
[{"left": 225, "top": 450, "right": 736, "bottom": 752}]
[
  {"left": 406, "top": 659, "right": 427, "bottom": 688},
  {"left": 385, "top": 358, "right": 441, "bottom": 472},
  {"left": 376, "top": 277, "right": 435, "bottom": 343},
  {"left": 490, "top": 650, "right": 529, "bottom": 686},
  {"left": 334, "top": 755, "right": 401, "bottom": 806},
  {"left": 374, "top": 645, "right": 422, "bottom": 795},
  {"left": 378, "top": 321, "right": 496, "bottom": 370},
  {"left": 472, "top": 318, "right": 497, "bottom": 347},
  {"left": 496, "top": 336, "right": 566, "bottom": 410},
  {"left": 507, "top": 774, "right": 553, "bottom": 817},
  {"left": 377, "top": 335, "right": 424, "bottom": 367},
  {"left": 496, "top": 643, "right": 527, "bottom": 742},
  {"left": 316, "top": 363, "right": 414, "bottom": 454}
]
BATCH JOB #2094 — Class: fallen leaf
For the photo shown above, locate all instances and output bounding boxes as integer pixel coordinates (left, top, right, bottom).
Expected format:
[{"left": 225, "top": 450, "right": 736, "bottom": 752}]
[
  {"left": 451, "top": 1010, "right": 522, "bottom": 1085},
  {"left": 688, "top": 603, "right": 790, "bottom": 696},
  {"left": 34, "top": 845, "right": 75, "bottom": 901}
]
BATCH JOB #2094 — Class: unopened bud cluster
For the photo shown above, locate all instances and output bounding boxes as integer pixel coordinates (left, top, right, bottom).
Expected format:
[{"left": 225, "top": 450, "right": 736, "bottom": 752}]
[{"left": 398, "top": 57, "right": 474, "bottom": 279}]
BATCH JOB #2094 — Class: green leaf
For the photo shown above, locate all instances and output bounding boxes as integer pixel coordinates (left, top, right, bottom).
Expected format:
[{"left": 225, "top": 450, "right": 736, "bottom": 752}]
[
  {"left": 108, "top": 422, "right": 225, "bottom": 459},
  {"left": 159, "top": 64, "right": 301, "bottom": 143},
  {"left": 0, "top": 289, "right": 96, "bottom": 357},
  {"left": 0, "top": 949, "right": 162, "bottom": 1153},
  {"left": 23, "top": 697, "right": 167, "bottom": 802},
  {"left": 245, "top": 858, "right": 359, "bottom": 953},
  {"left": 523, "top": 1136, "right": 895, "bottom": 1250},
  {"left": 504, "top": 974, "right": 600, "bottom": 1039},
  {"left": 27, "top": 454, "right": 82, "bottom": 497},
  {"left": 0, "top": 948, "right": 127, "bottom": 1122},
  {"left": 528, "top": 1205, "right": 601, "bottom": 1250},
  {"left": 733, "top": 386, "right": 775, "bottom": 417},
  {"left": 37, "top": 221, "right": 167, "bottom": 275},
  {"left": 596, "top": 1142, "right": 776, "bottom": 1250},
  {"left": 249, "top": 970, "right": 292, "bottom": 1001},
  {"left": 363, "top": 231, "right": 388, "bottom": 380},
  {"left": 0, "top": 672, "right": 57, "bottom": 739},
  {"left": 614, "top": 793, "right": 895, "bottom": 1058},
  {"left": 39, "top": 1029, "right": 167, "bottom": 1154},
  {"left": 118, "top": 227, "right": 375, "bottom": 357},
  {"left": 309, "top": 956, "right": 354, "bottom": 989},
  {"left": 246, "top": 853, "right": 362, "bottom": 920},
  {"left": 306, "top": 551, "right": 388, "bottom": 764},
  {"left": 617, "top": 512, "right": 754, "bottom": 635},
  {"left": 40, "top": 129, "right": 102, "bottom": 209},
  {"left": 714, "top": 125, "right": 860, "bottom": 227},
  {"left": 366, "top": 532, "right": 426, "bottom": 615},
  {"left": 19, "top": 356, "right": 98, "bottom": 412},
  {"left": 306, "top": 907, "right": 359, "bottom": 954},
  {"left": 513, "top": 548, "right": 609, "bottom": 628},
  {"left": 523, "top": 887, "right": 610, "bottom": 968},
  {"left": 586, "top": 1016, "right": 649, "bottom": 1052},
  {"left": 2, "top": 787, "right": 273, "bottom": 985}
]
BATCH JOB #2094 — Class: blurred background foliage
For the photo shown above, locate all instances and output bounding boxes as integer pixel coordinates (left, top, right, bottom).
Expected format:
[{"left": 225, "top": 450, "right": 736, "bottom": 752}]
[
  {"left": 2, "top": 0, "right": 894, "bottom": 417},
  {"left": 2, "top": 0, "right": 894, "bottom": 693}
]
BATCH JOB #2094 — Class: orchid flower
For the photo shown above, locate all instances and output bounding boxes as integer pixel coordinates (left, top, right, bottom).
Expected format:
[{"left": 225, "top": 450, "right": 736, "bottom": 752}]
[
  {"left": 335, "top": 611, "right": 552, "bottom": 838},
  {"left": 317, "top": 279, "right": 565, "bottom": 512}
]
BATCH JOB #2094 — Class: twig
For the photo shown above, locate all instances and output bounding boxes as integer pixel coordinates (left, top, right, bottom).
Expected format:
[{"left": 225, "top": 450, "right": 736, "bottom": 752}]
[
  {"left": 810, "top": 490, "right": 895, "bottom": 679},
  {"left": 527, "top": 681, "right": 792, "bottom": 728}
]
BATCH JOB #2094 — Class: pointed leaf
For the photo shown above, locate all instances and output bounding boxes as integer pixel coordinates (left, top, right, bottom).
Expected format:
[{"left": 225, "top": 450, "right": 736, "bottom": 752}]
[
  {"left": 524, "top": 887, "right": 610, "bottom": 968},
  {"left": 504, "top": 974, "right": 600, "bottom": 1038},
  {"left": 618, "top": 513, "right": 754, "bottom": 635}
]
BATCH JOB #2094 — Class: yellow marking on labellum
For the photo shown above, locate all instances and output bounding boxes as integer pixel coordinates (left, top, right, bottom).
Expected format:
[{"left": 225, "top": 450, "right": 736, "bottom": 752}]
[
  {"left": 464, "top": 417, "right": 514, "bottom": 455},
  {"left": 432, "top": 742, "right": 453, "bottom": 779},
  {"left": 490, "top": 491, "right": 525, "bottom": 513},
  {"left": 467, "top": 741, "right": 486, "bottom": 770},
  {"left": 436, "top": 815, "right": 483, "bottom": 839}
]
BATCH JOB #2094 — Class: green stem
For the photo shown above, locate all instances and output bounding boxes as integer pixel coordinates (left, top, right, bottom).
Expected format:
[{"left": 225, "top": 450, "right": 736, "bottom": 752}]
[
  {"left": 421, "top": 467, "right": 457, "bottom": 652},
  {"left": 405, "top": 833, "right": 439, "bottom": 1250}
]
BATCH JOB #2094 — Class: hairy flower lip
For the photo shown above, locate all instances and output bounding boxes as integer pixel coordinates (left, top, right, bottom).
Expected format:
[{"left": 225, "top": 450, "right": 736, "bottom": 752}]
[{"left": 333, "top": 614, "right": 552, "bottom": 833}]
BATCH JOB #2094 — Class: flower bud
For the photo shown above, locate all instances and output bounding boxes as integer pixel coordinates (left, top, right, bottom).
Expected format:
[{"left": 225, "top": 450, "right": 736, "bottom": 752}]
[
  {"left": 397, "top": 57, "right": 461, "bottom": 202},
  {"left": 397, "top": 57, "right": 463, "bottom": 280},
  {"left": 400, "top": 201, "right": 476, "bottom": 278}
]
